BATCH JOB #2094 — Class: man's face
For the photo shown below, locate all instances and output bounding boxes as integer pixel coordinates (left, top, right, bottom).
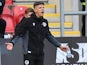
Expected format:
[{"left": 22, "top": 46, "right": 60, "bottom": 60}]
[
  {"left": 34, "top": 4, "right": 44, "bottom": 17},
  {"left": 25, "top": 12, "right": 33, "bottom": 18}
]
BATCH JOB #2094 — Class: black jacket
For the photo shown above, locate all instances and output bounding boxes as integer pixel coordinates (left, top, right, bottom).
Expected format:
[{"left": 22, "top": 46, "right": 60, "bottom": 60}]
[
  {"left": 12, "top": 13, "right": 61, "bottom": 54},
  {"left": 0, "top": 18, "right": 6, "bottom": 38},
  {"left": 0, "top": 0, "right": 5, "bottom": 15}
]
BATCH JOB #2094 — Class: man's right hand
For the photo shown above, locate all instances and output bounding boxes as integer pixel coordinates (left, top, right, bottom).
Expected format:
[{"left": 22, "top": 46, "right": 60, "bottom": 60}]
[{"left": 5, "top": 43, "right": 13, "bottom": 50}]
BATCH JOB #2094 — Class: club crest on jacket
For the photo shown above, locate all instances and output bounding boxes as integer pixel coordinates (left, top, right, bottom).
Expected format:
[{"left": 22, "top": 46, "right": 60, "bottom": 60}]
[
  {"left": 42, "top": 22, "right": 47, "bottom": 27},
  {"left": 32, "top": 22, "right": 35, "bottom": 26}
]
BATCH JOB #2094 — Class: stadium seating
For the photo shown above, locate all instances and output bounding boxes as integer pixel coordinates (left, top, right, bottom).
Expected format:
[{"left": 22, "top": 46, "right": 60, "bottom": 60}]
[
  {"left": 44, "top": 13, "right": 60, "bottom": 22},
  {"left": 48, "top": 22, "right": 72, "bottom": 28},
  {"left": 15, "top": 0, "right": 48, "bottom": 1},
  {"left": 3, "top": 0, "right": 80, "bottom": 37},
  {"left": 48, "top": 21, "right": 80, "bottom": 37},
  {"left": 2, "top": 6, "right": 11, "bottom": 15},
  {"left": 1, "top": 14, "right": 15, "bottom": 34},
  {"left": 16, "top": 4, "right": 56, "bottom": 13},
  {"left": 14, "top": 0, "right": 48, "bottom": 4},
  {"left": 16, "top": 14, "right": 24, "bottom": 24},
  {"left": 51, "top": 31, "right": 80, "bottom": 37},
  {"left": 43, "top": 13, "right": 81, "bottom": 37},
  {"left": 12, "top": 6, "right": 27, "bottom": 24},
  {"left": 5, "top": 0, "right": 13, "bottom": 5}
]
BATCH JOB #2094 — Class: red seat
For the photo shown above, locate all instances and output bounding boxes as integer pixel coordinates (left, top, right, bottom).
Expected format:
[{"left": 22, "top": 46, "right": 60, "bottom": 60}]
[
  {"left": 2, "top": 6, "right": 11, "bottom": 15},
  {"left": 13, "top": 6, "right": 27, "bottom": 24},
  {"left": 1, "top": 14, "right": 15, "bottom": 33},
  {"left": 5, "top": 0, "right": 13, "bottom": 5},
  {"left": 16, "top": 14, "right": 24, "bottom": 24}
]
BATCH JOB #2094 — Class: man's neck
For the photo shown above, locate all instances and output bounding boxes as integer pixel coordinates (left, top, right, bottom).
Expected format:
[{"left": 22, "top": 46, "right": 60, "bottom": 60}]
[
  {"left": 35, "top": 14, "right": 43, "bottom": 18},
  {"left": 35, "top": 13, "right": 40, "bottom": 18}
]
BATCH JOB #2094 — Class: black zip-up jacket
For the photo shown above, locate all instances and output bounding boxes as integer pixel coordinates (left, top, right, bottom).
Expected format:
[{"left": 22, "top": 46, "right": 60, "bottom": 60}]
[
  {"left": 0, "top": 18, "right": 6, "bottom": 38},
  {"left": 12, "top": 13, "right": 61, "bottom": 54},
  {"left": 0, "top": 0, "right": 5, "bottom": 15}
]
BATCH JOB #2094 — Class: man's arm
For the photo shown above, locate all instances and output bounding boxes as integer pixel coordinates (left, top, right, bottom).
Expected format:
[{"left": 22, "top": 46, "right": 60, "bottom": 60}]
[
  {"left": 46, "top": 34, "right": 61, "bottom": 47},
  {"left": 6, "top": 18, "right": 29, "bottom": 50},
  {"left": 45, "top": 20, "right": 68, "bottom": 52},
  {"left": 46, "top": 32, "right": 68, "bottom": 52}
]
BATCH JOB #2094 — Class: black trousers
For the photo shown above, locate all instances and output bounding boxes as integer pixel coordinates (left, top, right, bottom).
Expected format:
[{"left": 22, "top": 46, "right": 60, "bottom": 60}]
[{"left": 24, "top": 53, "right": 44, "bottom": 65}]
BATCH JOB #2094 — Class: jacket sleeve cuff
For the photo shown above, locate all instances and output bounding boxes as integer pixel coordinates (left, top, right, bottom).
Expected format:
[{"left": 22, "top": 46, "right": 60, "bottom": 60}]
[{"left": 10, "top": 36, "right": 20, "bottom": 46}]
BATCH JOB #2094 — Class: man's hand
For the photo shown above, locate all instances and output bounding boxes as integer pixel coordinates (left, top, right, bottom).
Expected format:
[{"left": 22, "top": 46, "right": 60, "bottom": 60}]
[
  {"left": 5, "top": 43, "right": 13, "bottom": 50},
  {"left": 59, "top": 45, "right": 69, "bottom": 52}
]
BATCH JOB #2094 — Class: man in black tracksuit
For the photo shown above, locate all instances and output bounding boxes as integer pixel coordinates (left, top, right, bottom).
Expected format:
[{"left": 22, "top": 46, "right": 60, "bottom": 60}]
[
  {"left": 6, "top": 1, "right": 68, "bottom": 65},
  {"left": 15, "top": 8, "right": 34, "bottom": 65},
  {"left": 80, "top": 0, "right": 86, "bottom": 36}
]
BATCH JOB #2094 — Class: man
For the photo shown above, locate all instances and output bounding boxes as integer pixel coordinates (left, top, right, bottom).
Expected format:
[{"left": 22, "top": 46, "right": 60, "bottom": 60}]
[
  {"left": 15, "top": 8, "right": 34, "bottom": 65},
  {"left": 24, "top": 8, "right": 34, "bottom": 18},
  {"left": 6, "top": 1, "right": 69, "bottom": 65},
  {"left": 0, "top": 18, "right": 6, "bottom": 38},
  {"left": 15, "top": 8, "right": 34, "bottom": 28},
  {"left": 80, "top": 0, "right": 86, "bottom": 36}
]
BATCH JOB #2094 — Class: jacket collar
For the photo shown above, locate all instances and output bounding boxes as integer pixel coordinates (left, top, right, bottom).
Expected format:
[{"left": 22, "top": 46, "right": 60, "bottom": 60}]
[{"left": 31, "top": 12, "right": 43, "bottom": 21}]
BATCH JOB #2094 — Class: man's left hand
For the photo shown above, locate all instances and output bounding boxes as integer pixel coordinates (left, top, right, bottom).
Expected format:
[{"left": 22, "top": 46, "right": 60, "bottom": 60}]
[{"left": 59, "top": 45, "right": 69, "bottom": 52}]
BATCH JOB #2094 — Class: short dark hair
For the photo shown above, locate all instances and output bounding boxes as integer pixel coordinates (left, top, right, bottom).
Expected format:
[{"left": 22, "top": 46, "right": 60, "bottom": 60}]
[
  {"left": 33, "top": 1, "right": 44, "bottom": 8},
  {"left": 25, "top": 8, "right": 34, "bottom": 14}
]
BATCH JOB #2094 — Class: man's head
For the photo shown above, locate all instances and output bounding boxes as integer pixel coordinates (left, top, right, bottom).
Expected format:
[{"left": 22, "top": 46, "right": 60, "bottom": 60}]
[
  {"left": 25, "top": 8, "right": 34, "bottom": 18},
  {"left": 33, "top": 1, "right": 44, "bottom": 18}
]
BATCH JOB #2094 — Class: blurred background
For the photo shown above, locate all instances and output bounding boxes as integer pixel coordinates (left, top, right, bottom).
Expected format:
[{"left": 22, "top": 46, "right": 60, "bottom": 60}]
[{"left": 2, "top": 0, "right": 86, "bottom": 38}]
